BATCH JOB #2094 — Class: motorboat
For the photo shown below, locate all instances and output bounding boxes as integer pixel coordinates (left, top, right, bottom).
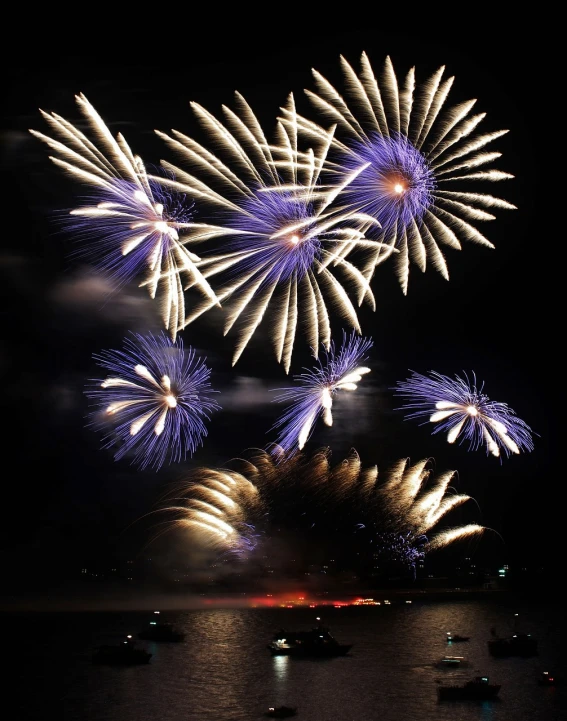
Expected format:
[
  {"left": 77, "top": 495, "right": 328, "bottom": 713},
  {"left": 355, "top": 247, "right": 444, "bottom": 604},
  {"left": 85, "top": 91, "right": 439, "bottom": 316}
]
[
  {"left": 446, "top": 632, "right": 470, "bottom": 642},
  {"left": 437, "top": 675, "right": 501, "bottom": 701},
  {"left": 138, "top": 610, "right": 185, "bottom": 642},
  {"left": 264, "top": 706, "right": 298, "bottom": 718},
  {"left": 537, "top": 671, "right": 562, "bottom": 686},
  {"left": 92, "top": 635, "right": 152, "bottom": 665},
  {"left": 267, "top": 618, "right": 352, "bottom": 657},
  {"left": 435, "top": 655, "right": 468, "bottom": 669},
  {"left": 488, "top": 632, "right": 538, "bottom": 657}
]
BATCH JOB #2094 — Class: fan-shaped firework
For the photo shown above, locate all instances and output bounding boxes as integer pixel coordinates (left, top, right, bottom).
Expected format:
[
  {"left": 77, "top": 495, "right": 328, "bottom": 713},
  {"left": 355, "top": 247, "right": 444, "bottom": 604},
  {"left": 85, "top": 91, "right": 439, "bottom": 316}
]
[
  {"left": 393, "top": 370, "right": 534, "bottom": 458},
  {"left": 30, "top": 94, "right": 220, "bottom": 337},
  {"left": 156, "top": 92, "right": 391, "bottom": 371},
  {"left": 224, "top": 447, "right": 486, "bottom": 577},
  {"left": 86, "top": 331, "right": 220, "bottom": 470},
  {"left": 291, "top": 53, "right": 515, "bottom": 292},
  {"left": 270, "top": 330, "right": 372, "bottom": 455},
  {"left": 375, "top": 456, "right": 485, "bottom": 552},
  {"left": 154, "top": 469, "right": 264, "bottom": 560}
]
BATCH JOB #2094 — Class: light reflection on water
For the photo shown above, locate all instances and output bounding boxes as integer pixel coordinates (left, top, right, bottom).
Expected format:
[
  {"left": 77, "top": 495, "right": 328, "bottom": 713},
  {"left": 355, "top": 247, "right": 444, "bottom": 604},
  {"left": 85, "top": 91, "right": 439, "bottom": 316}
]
[{"left": 6, "top": 595, "right": 566, "bottom": 721}]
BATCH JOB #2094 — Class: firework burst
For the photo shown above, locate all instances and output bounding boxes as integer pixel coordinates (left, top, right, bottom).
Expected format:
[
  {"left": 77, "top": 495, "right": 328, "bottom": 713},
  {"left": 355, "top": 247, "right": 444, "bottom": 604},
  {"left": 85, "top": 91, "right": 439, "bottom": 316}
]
[
  {"left": 228, "top": 447, "right": 486, "bottom": 564},
  {"left": 86, "top": 331, "right": 220, "bottom": 470},
  {"left": 30, "top": 94, "right": 220, "bottom": 337},
  {"left": 270, "top": 330, "right": 372, "bottom": 455},
  {"left": 156, "top": 92, "right": 391, "bottom": 371},
  {"left": 290, "top": 53, "right": 515, "bottom": 292},
  {"left": 154, "top": 469, "right": 264, "bottom": 560},
  {"left": 375, "top": 457, "right": 485, "bottom": 551},
  {"left": 393, "top": 370, "right": 535, "bottom": 458}
]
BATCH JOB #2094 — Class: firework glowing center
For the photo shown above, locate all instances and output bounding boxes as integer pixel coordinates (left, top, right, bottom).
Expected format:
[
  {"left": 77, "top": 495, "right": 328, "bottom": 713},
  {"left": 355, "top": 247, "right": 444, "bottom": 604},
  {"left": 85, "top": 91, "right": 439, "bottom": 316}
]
[
  {"left": 102, "top": 364, "right": 181, "bottom": 437},
  {"left": 395, "top": 370, "right": 534, "bottom": 458}
]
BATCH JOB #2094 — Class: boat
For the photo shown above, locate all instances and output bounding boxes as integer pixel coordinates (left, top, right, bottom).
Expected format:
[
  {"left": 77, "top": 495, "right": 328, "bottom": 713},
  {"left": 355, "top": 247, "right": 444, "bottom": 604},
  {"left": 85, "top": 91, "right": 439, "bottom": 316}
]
[
  {"left": 264, "top": 706, "right": 298, "bottom": 718},
  {"left": 138, "top": 611, "right": 185, "bottom": 642},
  {"left": 437, "top": 675, "right": 501, "bottom": 701},
  {"left": 267, "top": 618, "right": 352, "bottom": 657},
  {"left": 435, "top": 655, "right": 468, "bottom": 669},
  {"left": 446, "top": 631, "right": 470, "bottom": 642},
  {"left": 92, "top": 635, "right": 152, "bottom": 665},
  {"left": 537, "top": 671, "right": 563, "bottom": 686},
  {"left": 488, "top": 632, "right": 538, "bottom": 657}
]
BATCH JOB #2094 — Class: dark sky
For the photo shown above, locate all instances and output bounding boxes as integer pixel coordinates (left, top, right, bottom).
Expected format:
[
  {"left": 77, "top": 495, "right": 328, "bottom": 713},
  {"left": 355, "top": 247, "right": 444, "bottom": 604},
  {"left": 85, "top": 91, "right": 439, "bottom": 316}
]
[{"left": 1, "top": 25, "right": 557, "bottom": 592}]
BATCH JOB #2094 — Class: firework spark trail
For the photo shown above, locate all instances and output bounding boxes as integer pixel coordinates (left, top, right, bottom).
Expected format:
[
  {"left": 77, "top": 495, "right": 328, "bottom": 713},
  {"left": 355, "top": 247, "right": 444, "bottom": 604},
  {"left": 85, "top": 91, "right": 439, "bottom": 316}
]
[
  {"left": 156, "top": 469, "right": 265, "bottom": 559},
  {"left": 393, "top": 370, "right": 535, "bottom": 458},
  {"left": 85, "top": 331, "right": 220, "bottom": 470},
  {"left": 289, "top": 53, "right": 515, "bottom": 292},
  {"left": 156, "top": 92, "right": 392, "bottom": 371},
  {"left": 226, "top": 447, "right": 486, "bottom": 558},
  {"left": 30, "top": 94, "right": 221, "bottom": 338},
  {"left": 270, "top": 331, "right": 372, "bottom": 455}
]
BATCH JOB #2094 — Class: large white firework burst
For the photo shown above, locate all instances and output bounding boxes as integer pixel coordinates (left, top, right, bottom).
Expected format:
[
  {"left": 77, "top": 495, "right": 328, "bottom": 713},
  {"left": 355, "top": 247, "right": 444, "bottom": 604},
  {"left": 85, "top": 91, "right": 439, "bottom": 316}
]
[
  {"left": 30, "top": 94, "right": 220, "bottom": 337},
  {"left": 156, "top": 92, "right": 392, "bottom": 372},
  {"left": 289, "top": 53, "right": 516, "bottom": 292}
]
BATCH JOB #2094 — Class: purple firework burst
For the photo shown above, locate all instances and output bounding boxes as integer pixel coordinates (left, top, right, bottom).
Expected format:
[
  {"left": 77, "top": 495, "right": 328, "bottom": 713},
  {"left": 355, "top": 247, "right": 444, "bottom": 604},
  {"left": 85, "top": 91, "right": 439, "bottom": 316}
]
[
  {"left": 86, "top": 331, "right": 221, "bottom": 470},
  {"left": 270, "top": 330, "right": 373, "bottom": 456},
  {"left": 374, "top": 531, "right": 428, "bottom": 579},
  {"left": 339, "top": 132, "right": 436, "bottom": 233},
  {"left": 393, "top": 370, "right": 535, "bottom": 459},
  {"left": 302, "top": 54, "right": 516, "bottom": 294},
  {"left": 223, "top": 187, "right": 322, "bottom": 284},
  {"left": 66, "top": 176, "right": 196, "bottom": 287}
]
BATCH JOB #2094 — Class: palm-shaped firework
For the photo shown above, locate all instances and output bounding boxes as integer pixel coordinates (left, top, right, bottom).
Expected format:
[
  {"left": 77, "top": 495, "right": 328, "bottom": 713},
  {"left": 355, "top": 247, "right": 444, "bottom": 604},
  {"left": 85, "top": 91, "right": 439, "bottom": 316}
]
[
  {"left": 198, "top": 448, "right": 487, "bottom": 578},
  {"left": 153, "top": 468, "right": 264, "bottom": 561},
  {"left": 156, "top": 92, "right": 391, "bottom": 371},
  {"left": 288, "top": 53, "right": 516, "bottom": 292},
  {"left": 30, "top": 94, "right": 220, "bottom": 337},
  {"left": 86, "top": 331, "right": 220, "bottom": 470},
  {"left": 270, "top": 330, "right": 372, "bottom": 455},
  {"left": 393, "top": 370, "right": 534, "bottom": 458}
]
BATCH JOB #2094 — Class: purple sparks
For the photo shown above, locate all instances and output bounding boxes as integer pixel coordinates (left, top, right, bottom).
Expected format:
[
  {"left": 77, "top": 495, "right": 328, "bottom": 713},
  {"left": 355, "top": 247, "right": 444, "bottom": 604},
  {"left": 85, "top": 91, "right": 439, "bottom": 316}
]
[
  {"left": 337, "top": 132, "right": 435, "bottom": 233},
  {"left": 393, "top": 370, "right": 535, "bottom": 459},
  {"left": 270, "top": 331, "right": 373, "bottom": 457},
  {"left": 86, "top": 331, "right": 220, "bottom": 470}
]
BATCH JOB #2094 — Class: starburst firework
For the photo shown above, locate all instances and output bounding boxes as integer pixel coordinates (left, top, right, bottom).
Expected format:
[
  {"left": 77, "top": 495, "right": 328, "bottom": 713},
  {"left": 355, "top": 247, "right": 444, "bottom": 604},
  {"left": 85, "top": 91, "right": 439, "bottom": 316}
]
[
  {"left": 156, "top": 92, "right": 390, "bottom": 371},
  {"left": 393, "top": 370, "right": 534, "bottom": 458},
  {"left": 291, "top": 53, "right": 515, "bottom": 292},
  {"left": 86, "top": 331, "right": 220, "bottom": 470},
  {"left": 270, "top": 330, "right": 372, "bottom": 455},
  {"left": 30, "top": 94, "right": 220, "bottom": 337}
]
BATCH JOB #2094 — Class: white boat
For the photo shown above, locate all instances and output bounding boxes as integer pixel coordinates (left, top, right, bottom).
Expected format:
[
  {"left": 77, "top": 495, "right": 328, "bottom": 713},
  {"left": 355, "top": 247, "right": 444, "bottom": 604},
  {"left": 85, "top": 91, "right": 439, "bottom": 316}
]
[{"left": 435, "top": 655, "right": 468, "bottom": 669}]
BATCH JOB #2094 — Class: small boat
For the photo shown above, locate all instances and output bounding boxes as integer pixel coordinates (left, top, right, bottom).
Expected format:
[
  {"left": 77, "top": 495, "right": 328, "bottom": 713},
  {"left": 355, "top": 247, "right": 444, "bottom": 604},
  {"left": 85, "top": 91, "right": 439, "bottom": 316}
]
[
  {"left": 446, "top": 632, "right": 470, "bottom": 642},
  {"left": 437, "top": 675, "right": 501, "bottom": 701},
  {"left": 435, "top": 655, "right": 468, "bottom": 669},
  {"left": 92, "top": 635, "right": 152, "bottom": 665},
  {"left": 138, "top": 610, "right": 185, "bottom": 642},
  {"left": 267, "top": 618, "right": 352, "bottom": 658},
  {"left": 264, "top": 706, "right": 298, "bottom": 718},
  {"left": 488, "top": 632, "right": 538, "bottom": 657},
  {"left": 537, "top": 671, "right": 562, "bottom": 686}
]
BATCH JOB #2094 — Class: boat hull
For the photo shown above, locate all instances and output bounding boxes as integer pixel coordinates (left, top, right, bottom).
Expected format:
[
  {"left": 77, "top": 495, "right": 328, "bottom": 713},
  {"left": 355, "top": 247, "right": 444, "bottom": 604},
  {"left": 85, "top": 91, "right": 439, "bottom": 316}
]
[
  {"left": 267, "top": 643, "right": 352, "bottom": 657},
  {"left": 438, "top": 685, "right": 500, "bottom": 701},
  {"left": 488, "top": 639, "right": 538, "bottom": 657}
]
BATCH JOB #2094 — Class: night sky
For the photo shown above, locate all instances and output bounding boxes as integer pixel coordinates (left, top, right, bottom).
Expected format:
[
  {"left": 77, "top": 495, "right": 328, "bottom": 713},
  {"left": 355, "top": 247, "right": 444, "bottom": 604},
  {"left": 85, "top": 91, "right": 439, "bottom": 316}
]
[{"left": 1, "top": 25, "right": 557, "bottom": 597}]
